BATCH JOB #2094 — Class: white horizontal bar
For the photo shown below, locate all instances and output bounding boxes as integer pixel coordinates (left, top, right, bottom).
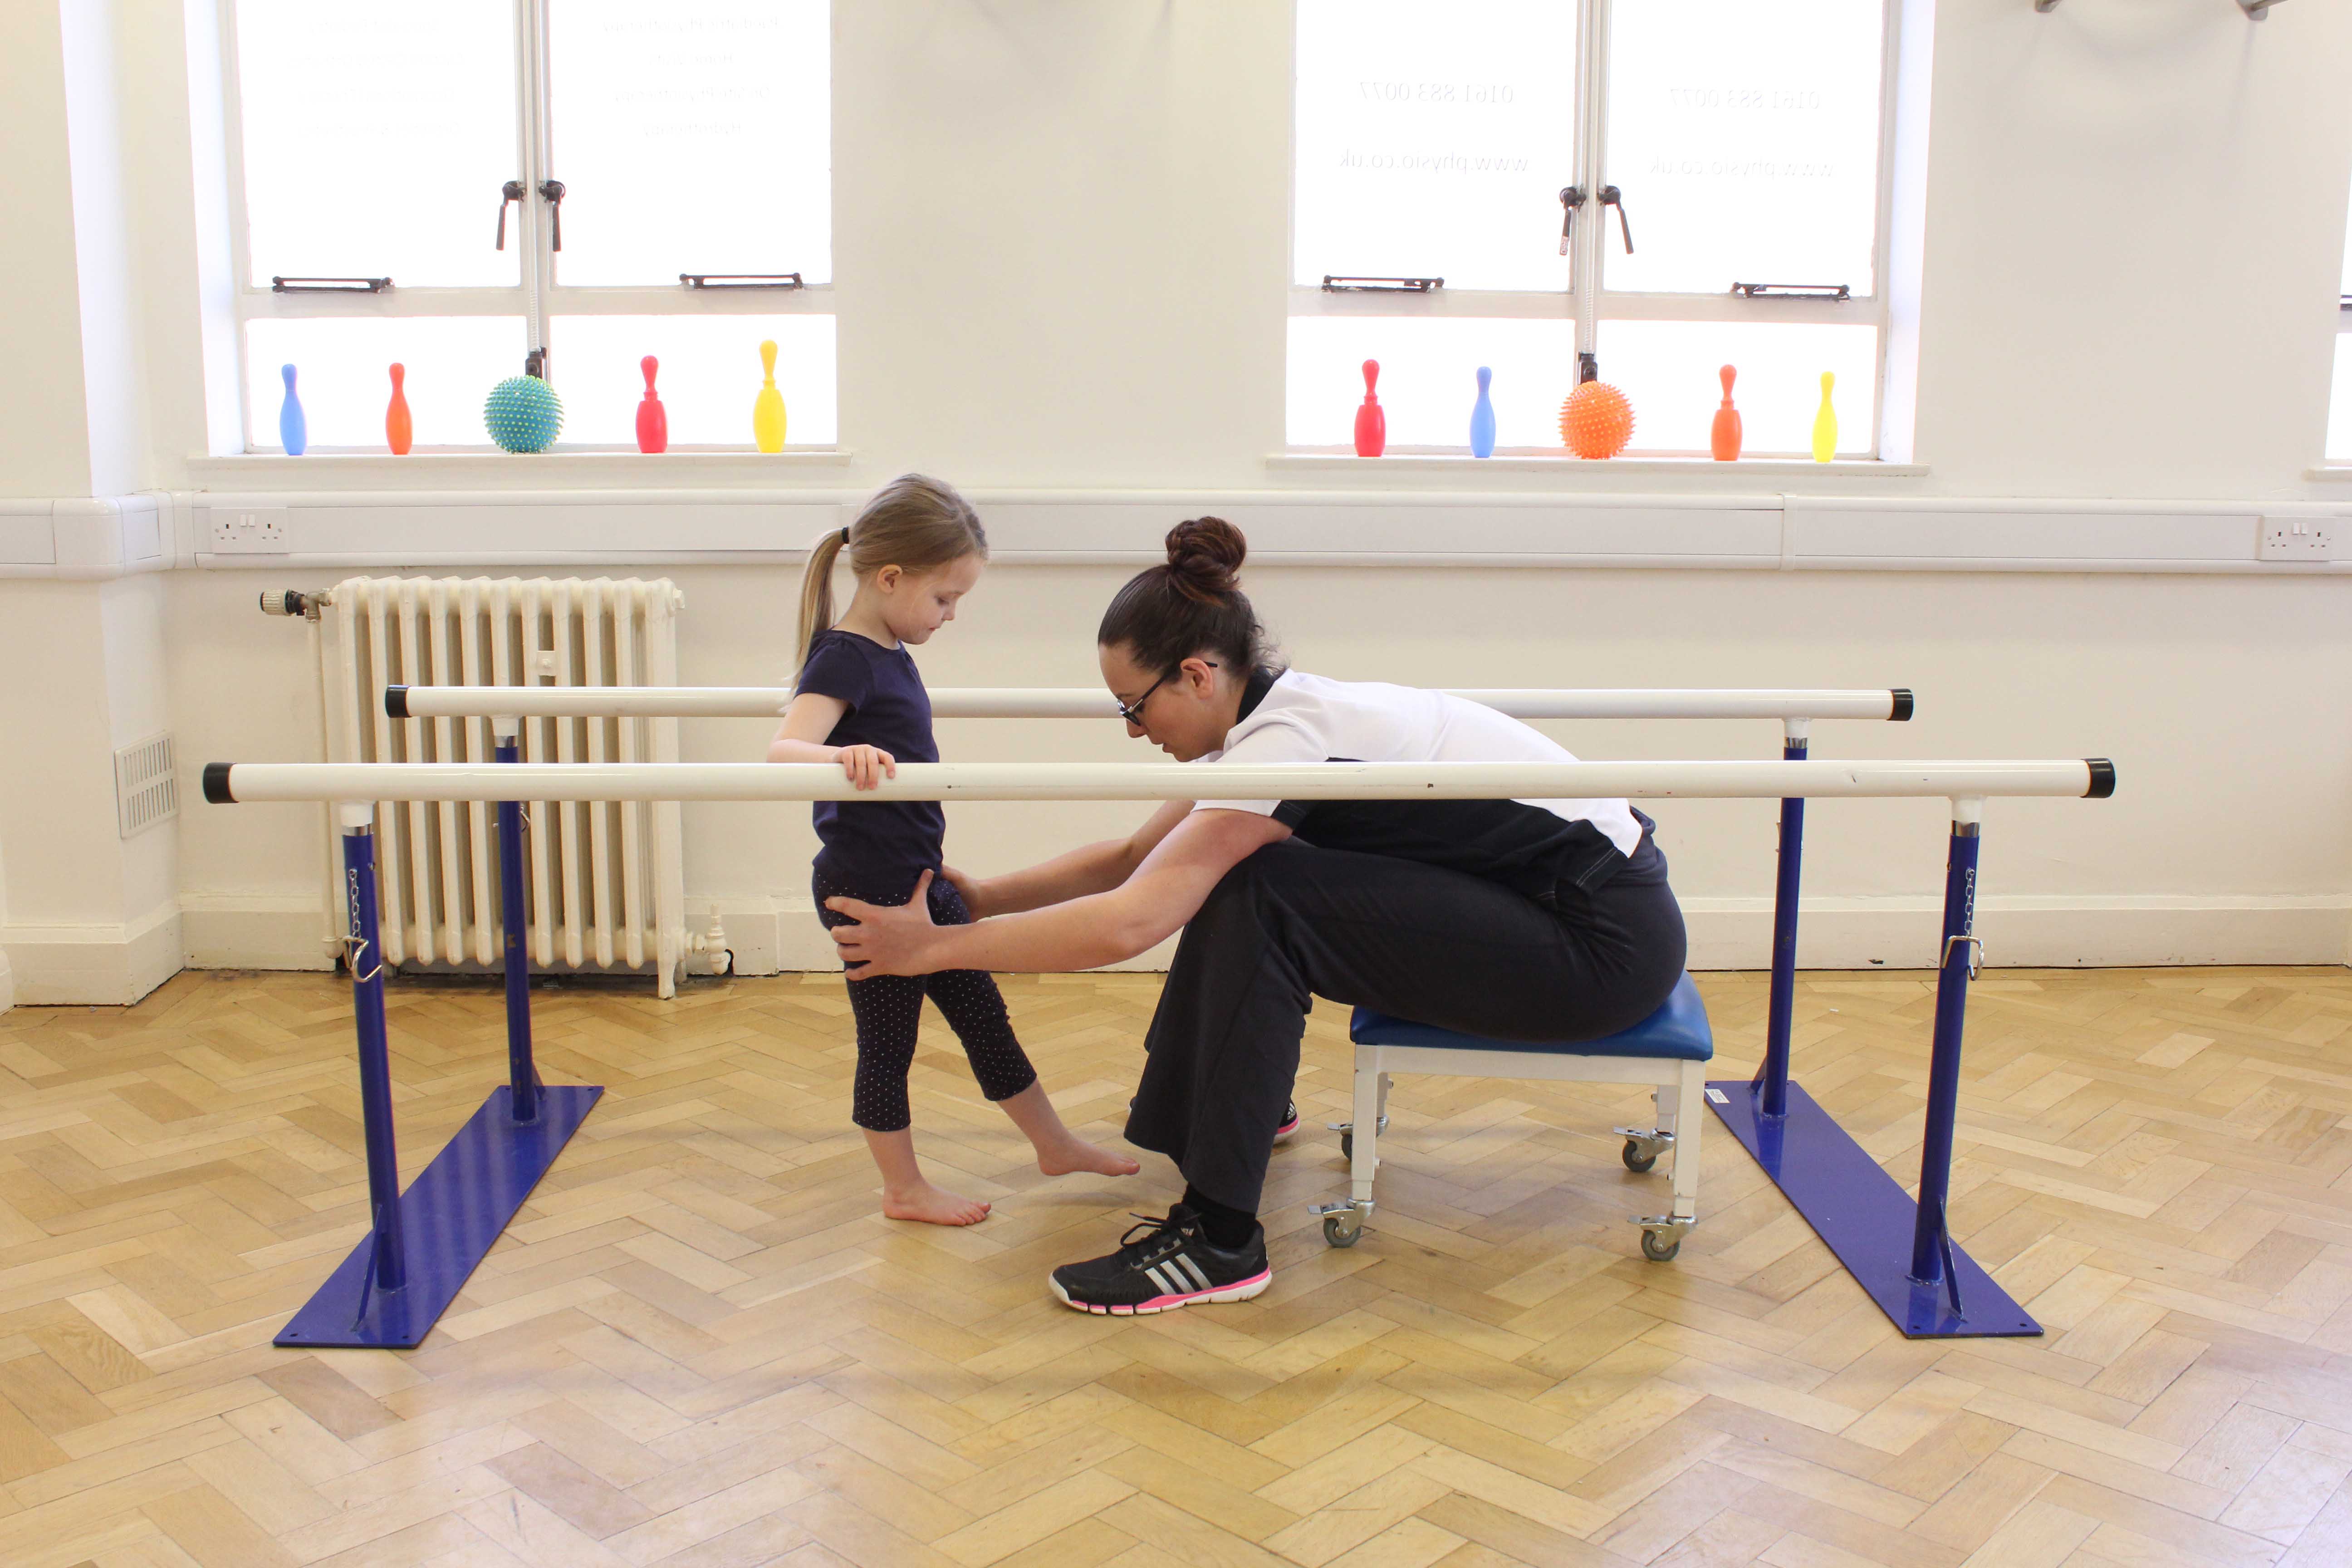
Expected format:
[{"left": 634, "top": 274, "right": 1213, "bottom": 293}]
[
  {"left": 388, "top": 686, "right": 1910, "bottom": 722},
  {"left": 209, "top": 758, "right": 2107, "bottom": 805}
]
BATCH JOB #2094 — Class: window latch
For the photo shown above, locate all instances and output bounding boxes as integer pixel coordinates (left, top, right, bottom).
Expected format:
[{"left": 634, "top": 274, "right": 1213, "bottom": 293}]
[
  {"left": 1731, "top": 282, "right": 1853, "bottom": 300},
  {"left": 495, "top": 180, "right": 524, "bottom": 250},
  {"left": 537, "top": 180, "right": 566, "bottom": 251},
  {"left": 1600, "top": 186, "right": 1634, "bottom": 253},
  {"left": 680, "top": 273, "right": 806, "bottom": 290},
  {"left": 1319, "top": 275, "right": 1442, "bottom": 293},
  {"left": 1558, "top": 186, "right": 1586, "bottom": 256},
  {"left": 271, "top": 276, "right": 392, "bottom": 293}
]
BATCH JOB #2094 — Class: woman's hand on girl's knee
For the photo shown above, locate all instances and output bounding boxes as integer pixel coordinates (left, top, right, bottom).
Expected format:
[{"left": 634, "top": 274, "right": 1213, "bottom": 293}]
[{"left": 828, "top": 869, "right": 941, "bottom": 977}]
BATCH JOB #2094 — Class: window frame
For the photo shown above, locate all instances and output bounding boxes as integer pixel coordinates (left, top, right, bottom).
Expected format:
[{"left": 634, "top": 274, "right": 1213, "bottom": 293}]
[
  {"left": 218, "top": 0, "right": 836, "bottom": 453},
  {"left": 1286, "top": 0, "right": 1908, "bottom": 459}
]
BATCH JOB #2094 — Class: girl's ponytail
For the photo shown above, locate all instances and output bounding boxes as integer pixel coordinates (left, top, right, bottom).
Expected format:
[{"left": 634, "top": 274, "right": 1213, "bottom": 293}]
[{"left": 795, "top": 526, "right": 851, "bottom": 671}]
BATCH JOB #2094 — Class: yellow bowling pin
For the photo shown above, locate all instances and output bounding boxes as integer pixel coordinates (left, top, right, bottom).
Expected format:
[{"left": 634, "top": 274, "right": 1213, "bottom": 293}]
[
  {"left": 752, "top": 340, "right": 788, "bottom": 453},
  {"left": 1811, "top": 371, "right": 1837, "bottom": 463}
]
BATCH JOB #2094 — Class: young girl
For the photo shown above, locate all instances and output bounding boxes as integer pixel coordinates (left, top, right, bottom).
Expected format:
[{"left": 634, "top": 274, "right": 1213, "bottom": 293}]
[{"left": 769, "top": 474, "right": 1139, "bottom": 1225}]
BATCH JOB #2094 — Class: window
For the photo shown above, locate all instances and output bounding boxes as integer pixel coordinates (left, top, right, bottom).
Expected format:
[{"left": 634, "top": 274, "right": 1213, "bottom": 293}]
[
  {"left": 1290, "top": 0, "right": 1900, "bottom": 458},
  {"left": 225, "top": 0, "right": 833, "bottom": 452}
]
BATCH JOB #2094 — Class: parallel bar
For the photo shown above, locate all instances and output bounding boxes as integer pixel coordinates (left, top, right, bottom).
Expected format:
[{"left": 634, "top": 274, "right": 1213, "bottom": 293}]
[
  {"left": 386, "top": 685, "right": 1916, "bottom": 723},
  {"left": 206, "top": 757, "right": 2111, "bottom": 805}
]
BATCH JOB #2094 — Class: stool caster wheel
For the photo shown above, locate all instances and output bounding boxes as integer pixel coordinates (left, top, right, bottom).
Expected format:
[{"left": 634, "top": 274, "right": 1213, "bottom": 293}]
[
  {"left": 1621, "top": 1138, "right": 1658, "bottom": 1174},
  {"left": 1323, "top": 1212, "right": 1363, "bottom": 1248},
  {"left": 1640, "top": 1227, "right": 1682, "bottom": 1263},
  {"left": 1339, "top": 1131, "right": 1353, "bottom": 1161}
]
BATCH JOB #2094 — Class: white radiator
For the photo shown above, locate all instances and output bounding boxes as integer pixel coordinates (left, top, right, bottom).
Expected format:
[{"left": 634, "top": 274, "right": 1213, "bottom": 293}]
[{"left": 321, "top": 577, "right": 689, "bottom": 997}]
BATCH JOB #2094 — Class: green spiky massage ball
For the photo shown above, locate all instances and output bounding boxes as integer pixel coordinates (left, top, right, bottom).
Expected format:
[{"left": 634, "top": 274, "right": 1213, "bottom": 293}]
[{"left": 484, "top": 374, "right": 563, "bottom": 453}]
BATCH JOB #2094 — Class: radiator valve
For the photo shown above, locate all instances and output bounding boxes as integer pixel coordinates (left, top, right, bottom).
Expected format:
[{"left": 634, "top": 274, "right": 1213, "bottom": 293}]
[{"left": 260, "top": 588, "right": 322, "bottom": 620}]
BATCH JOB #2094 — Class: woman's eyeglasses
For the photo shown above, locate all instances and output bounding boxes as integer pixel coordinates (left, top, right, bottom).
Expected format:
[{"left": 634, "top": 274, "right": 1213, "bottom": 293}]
[{"left": 1114, "top": 661, "right": 1217, "bottom": 726}]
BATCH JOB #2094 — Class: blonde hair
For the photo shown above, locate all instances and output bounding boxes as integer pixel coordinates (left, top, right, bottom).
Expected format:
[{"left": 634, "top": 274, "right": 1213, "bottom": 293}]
[{"left": 795, "top": 474, "right": 988, "bottom": 670}]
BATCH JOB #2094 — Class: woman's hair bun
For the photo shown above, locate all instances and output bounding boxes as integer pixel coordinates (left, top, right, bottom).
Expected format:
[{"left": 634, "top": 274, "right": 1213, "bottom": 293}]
[{"left": 1163, "top": 516, "right": 1246, "bottom": 603}]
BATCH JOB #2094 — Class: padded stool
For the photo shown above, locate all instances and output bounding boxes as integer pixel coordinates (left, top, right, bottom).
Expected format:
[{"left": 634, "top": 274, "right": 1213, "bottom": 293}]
[{"left": 1314, "top": 973, "right": 1714, "bottom": 1260}]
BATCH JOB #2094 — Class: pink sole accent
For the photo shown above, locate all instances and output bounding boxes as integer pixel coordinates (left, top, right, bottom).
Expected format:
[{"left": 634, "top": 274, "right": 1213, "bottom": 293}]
[{"left": 1053, "top": 1267, "right": 1272, "bottom": 1315}]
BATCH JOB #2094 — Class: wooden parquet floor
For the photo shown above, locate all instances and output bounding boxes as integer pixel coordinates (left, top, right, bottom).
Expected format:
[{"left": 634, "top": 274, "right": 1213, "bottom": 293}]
[{"left": 1, "top": 966, "right": 2351, "bottom": 1568}]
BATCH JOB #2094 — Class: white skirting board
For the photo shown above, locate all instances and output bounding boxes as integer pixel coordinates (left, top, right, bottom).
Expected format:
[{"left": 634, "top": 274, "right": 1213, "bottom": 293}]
[{"left": 2, "top": 904, "right": 184, "bottom": 1005}]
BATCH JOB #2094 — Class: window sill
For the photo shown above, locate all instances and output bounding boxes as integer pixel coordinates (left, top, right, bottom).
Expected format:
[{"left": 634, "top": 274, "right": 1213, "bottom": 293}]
[
  {"left": 1267, "top": 451, "right": 1926, "bottom": 478},
  {"left": 2308, "top": 466, "right": 2352, "bottom": 481},
  {"left": 186, "top": 448, "right": 854, "bottom": 489}
]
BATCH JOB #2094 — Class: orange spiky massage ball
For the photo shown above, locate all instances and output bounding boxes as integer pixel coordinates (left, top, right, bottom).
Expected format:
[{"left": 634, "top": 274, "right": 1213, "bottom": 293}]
[{"left": 1559, "top": 381, "right": 1635, "bottom": 459}]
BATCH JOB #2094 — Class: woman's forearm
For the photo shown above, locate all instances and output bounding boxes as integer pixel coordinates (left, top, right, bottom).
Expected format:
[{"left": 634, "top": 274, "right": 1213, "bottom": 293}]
[
  {"left": 975, "top": 837, "right": 1137, "bottom": 916},
  {"left": 916, "top": 891, "right": 1152, "bottom": 975}
]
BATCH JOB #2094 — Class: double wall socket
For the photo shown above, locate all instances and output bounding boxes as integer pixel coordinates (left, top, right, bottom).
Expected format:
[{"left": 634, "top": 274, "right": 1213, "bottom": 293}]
[
  {"left": 208, "top": 505, "right": 289, "bottom": 554},
  {"left": 2257, "top": 516, "right": 2339, "bottom": 562}
]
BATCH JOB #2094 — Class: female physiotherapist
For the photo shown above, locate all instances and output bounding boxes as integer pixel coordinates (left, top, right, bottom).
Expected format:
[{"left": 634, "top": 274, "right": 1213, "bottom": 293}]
[{"left": 826, "top": 518, "right": 1689, "bottom": 1315}]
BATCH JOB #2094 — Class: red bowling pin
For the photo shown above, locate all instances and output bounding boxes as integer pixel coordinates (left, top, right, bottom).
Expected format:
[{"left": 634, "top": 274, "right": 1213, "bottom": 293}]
[
  {"left": 635, "top": 355, "right": 668, "bottom": 454},
  {"left": 385, "top": 363, "right": 413, "bottom": 455},
  {"left": 1353, "top": 359, "right": 1386, "bottom": 457}
]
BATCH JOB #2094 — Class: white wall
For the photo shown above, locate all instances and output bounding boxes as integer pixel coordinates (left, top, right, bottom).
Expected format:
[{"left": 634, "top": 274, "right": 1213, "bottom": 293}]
[{"left": 11, "top": 0, "right": 2352, "bottom": 1003}]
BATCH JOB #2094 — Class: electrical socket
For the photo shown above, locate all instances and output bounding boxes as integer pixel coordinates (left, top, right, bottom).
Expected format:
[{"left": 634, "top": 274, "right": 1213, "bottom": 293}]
[
  {"left": 2257, "top": 516, "right": 2338, "bottom": 563},
  {"left": 207, "top": 505, "right": 289, "bottom": 554}
]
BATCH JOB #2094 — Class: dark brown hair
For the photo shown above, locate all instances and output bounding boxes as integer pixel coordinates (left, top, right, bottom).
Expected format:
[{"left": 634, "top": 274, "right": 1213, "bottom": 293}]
[
  {"left": 796, "top": 474, "right": 987, "bottom": 669},
  {"left": 1097, "top": 517, "right": 1274, "bottom": 676}
]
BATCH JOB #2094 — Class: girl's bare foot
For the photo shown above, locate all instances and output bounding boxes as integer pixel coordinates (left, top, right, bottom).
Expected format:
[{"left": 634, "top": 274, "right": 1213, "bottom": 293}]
[
  {"left": 881, "top": 1181, "right": 992, "bottom": 1226},
  {"left": 1035, "top": 1136, "right": 1142, "bottom": 1179}
]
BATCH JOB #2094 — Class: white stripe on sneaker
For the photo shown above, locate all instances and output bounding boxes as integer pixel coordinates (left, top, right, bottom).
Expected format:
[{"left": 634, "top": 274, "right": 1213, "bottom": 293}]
[
  {"left": 1176, "top": 1255, "right": 1213, "bottom": 1292},
  {"left": 1145, "top": 1264, "right": 1180, "bottom": 1297}
]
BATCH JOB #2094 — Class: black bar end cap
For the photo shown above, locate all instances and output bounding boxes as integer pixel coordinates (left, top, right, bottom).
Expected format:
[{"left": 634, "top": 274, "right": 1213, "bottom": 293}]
[
  {"left": 202, "top": 762, "right": 235, "bottom": 804},
  {"left": 2084, "top": 759, "right": 2116, "bottom": 799},
  {"left": 384, "top": 685, "right": 410, "bottom": 718},
  {"left": 1889, "top": 688, "right": 1914, "bottom": 722}
]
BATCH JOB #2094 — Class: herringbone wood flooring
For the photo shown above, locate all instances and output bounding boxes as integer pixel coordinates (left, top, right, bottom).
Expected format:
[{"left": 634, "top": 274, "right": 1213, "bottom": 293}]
[{"left": 2, "top": 965, "right": 2350, "bottom": 1567}]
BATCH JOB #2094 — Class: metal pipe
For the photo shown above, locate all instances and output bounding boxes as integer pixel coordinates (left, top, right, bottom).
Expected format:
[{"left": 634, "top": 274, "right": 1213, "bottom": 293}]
[
  {"left": 339, "top": 813, "right": 407, "bottom": 1294},
  {"left": 209, "top": 757, "right": 2114, "bottom": 806},
  {"left": 494, "top": 729, "right": 538, "bottom": 1123},
  {"left": 385, "top": 685, "right": 1916, "bottom": 723},
  {"left": 1909, "top": 801, "right": 1983, "bottom": 1311},
  {"left": 1755, "top": 721, "right": 1810, "bottom": 1117}
]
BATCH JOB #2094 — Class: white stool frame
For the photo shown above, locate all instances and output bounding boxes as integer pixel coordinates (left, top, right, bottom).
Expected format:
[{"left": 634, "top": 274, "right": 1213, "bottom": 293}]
[{"left": 1328, "top": 1044, "right": 1707, "bottom": 1256}]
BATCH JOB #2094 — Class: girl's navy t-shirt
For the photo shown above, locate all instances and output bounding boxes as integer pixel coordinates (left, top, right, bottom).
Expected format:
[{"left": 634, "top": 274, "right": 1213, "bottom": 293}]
[{"left": 794, "top": 629, "right": 945, "bottom": 892}]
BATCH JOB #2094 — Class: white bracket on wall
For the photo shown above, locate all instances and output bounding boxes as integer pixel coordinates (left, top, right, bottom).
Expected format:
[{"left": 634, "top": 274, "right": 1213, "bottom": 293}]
[{"left": 2236, "top": 0, "right": 2280, "bottom": 16}]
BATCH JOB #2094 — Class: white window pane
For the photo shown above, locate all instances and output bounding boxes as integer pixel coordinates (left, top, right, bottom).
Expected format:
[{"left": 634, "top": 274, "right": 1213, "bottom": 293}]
[
  {"left": 235, "top": 0, "right": 518, "bottom": 288},
  {"left": 2330, "top": 336, "right": 2352, "bottom": 461},
  {"left": 1294, "top": 1, "right": 1578, "bottom": 291},
  {"left": 1597, "top": 319, "right": 1878, "bottom": 456},
  {"left": 1604, "top": 0, "right": 1885, "bottom": 296},
  {"left": 246, "top": 318, "right": 527, "bottom": 450},
  {"left": 1288, "top": 316, "right": 1577, "bottom": 449},
  {"left": 548, "top": 1, "right": 831, "bottom": 286},
  {"left": 550, "top": 316, "right": 836, "bottom": 446}
]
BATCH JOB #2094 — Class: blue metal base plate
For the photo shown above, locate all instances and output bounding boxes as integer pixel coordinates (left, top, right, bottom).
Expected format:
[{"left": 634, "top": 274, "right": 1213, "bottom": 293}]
[
  {"left": 277, "top": 1084, "right": 602, "bottom": 1349},
  {"left": 1708, "top": 1080, "right": 2039, "bottom": 1338}
]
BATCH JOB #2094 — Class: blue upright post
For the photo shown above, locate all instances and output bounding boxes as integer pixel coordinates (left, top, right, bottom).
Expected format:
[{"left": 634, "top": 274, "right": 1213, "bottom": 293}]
[
  {"left": 1908, "top": 800, "right": 1981, "bottom": 1314},
  {"left": 1705, "top": 792, "right": 2035, "bottom": 1338},
  {"left": 277, "top": 782, "right": 603, "bottom": 1350},
  {"left": 1753, "top": 720, "right": 1808, "bottom": 1117},
  {"left": 495, "top": 720, "right": 538, "bottom": 1124},
  {"left": 340, "top": 807, "right": 406, "bottom": 1294}
]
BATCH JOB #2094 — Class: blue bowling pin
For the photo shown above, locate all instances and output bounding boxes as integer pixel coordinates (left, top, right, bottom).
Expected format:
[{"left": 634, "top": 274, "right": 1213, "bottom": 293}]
[
  {"left": 279, "top": 364, "right": 308, "bottom": 456},
  {"left": 1469, "top": 365, "right": 1495, "bottom": 458}
]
